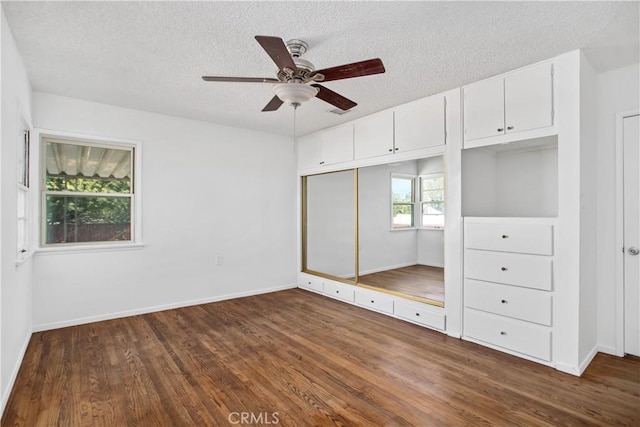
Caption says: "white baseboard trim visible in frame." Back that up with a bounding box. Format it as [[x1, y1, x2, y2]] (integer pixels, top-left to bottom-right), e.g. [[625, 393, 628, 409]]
[[553, 362, 581, 376], [32, 283, 297, 332], [359, 261, 418, 276], [578, 346, 600, 375], [1, 330, 32, 417], [597, 344, 621, 357]]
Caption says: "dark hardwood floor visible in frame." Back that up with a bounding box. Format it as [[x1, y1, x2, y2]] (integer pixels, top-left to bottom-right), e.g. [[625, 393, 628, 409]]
[[358, 264, 444, 302], [2, 289, 638, 426]]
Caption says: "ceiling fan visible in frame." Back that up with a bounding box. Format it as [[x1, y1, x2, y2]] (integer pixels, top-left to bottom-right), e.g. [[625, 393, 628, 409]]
[[202, 36, 385, 112]]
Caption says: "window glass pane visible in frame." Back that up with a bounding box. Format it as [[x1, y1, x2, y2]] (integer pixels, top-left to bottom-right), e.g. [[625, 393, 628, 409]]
[[45, 141, 132, 193], [392, 204, 414, 228], [45, 176, 131, 193], [392, 177, 413, 203], [422, 202, 445, 228], [423, 189, 444, 202], [45, 195, 131, 244]]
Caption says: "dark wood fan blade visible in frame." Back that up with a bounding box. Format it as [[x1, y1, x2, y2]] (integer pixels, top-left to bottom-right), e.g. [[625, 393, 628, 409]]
[[262, 95, 284, 112], [312, 58, 385, 82], [202, 76, 279, 83], [311, 84, 357, 110], [255, 36, 298, 72]]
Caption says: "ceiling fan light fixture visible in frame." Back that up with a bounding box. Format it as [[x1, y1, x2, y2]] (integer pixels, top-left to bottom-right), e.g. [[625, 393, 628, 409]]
[[273, 83, 318, 108]]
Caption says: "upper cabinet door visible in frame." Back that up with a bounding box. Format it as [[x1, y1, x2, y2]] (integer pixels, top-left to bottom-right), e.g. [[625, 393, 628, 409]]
[[395, 95, 446, 152], [297, 132, 323, 170], [504, 63, 553, 134], [463, 77, 505, 141], [320, 123, 354, 165], [354, 110, 394, 159]]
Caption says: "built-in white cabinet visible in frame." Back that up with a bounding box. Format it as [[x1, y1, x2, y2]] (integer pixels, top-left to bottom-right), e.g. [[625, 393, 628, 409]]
[[463, 62, 553, 146], [297, 273, 445, 331], [353, 95, 446, 161], [353, 110, 394, 159], [297, 123, 353, 168], [463, 217, 555, 363], [395, 95, 446, 153]]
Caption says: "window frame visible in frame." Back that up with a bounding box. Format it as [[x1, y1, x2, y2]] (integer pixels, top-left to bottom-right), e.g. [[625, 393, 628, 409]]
[[17, 126, 31, 262], [390, 173, 417, 230], [419, 172, 445, 230], [37, 130, 143, 251]]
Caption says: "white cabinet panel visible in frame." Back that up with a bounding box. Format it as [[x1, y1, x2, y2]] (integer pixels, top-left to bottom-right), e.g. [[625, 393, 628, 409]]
[[324, 281, 355, 302], [465, 222, 553, 255], [465, 279, 552, 326], [465, 308, 551, 361], [463, 61, 554, 146], [354, 110, 394, 159], [297, 132, 322, 170], [355, 288, 394, 314], [299, 274, 323, 294], [463, 77, 505, 141], [321, 123, 354, 165], [395, 301, 445, 330], [505, 63, 553, 135], [395, 95, 445, 152], [465, 250, 553, 291]]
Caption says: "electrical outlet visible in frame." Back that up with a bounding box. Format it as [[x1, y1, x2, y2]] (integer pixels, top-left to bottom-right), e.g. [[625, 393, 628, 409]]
[[216, 255, 224, 266]]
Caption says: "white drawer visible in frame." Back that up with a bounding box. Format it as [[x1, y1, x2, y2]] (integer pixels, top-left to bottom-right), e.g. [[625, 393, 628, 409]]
[[355, 288, 394, 314], [465, 279, 552, 326], [465, 222, 553, 255], [324, 281, 355, 302], [299, 274, 323, 293], [395, 301, 445, 331], [465, 250, 553, 291], [464, 308, 551, 361]]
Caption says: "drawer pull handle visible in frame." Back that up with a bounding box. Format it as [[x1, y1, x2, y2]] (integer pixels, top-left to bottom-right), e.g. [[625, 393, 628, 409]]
[[501, 267, 508, 271], [336, 290, 340, 294], [500, 331, 507, 335], [308, 281, 311, 285], [371, 300, 375, 303], [415, 313, 420, 317], [501, 299, 507, 304], [497, 128, 504, 132], [388, 148, 393, 152], [507, 126, 514, 130], [501, 234, 509, 239]]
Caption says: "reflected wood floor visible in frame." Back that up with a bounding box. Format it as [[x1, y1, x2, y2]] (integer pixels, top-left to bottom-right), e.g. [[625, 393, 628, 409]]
[[358, 264, 444, 302], [3, 289, 639, 426]]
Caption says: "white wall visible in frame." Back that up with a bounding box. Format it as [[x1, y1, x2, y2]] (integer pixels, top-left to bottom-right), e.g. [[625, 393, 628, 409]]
[[1, 9, 33, 413], [31, 93, 297, 330], [358, 160, 418, 274], [578, 53, 599, 364], [417, 156, 444, 268], [596, 63, 640, 353]]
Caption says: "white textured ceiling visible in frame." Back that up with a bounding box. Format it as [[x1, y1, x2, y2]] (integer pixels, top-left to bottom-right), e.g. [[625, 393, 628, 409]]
[[2, 1, 639, 137]]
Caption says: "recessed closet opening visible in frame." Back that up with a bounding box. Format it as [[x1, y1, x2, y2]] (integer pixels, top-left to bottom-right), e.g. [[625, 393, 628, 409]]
[[302, 155, 446, 307], [461, 135, 559, 217]]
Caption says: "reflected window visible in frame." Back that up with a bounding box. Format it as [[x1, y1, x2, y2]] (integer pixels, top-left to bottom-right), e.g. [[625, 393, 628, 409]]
[[391, 174, 415, 229], [420, 174, 445, 228]]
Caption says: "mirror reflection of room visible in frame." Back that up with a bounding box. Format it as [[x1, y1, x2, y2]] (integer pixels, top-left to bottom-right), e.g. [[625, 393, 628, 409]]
[[358, 156, 445, 305], [305, 170, 356, 281]]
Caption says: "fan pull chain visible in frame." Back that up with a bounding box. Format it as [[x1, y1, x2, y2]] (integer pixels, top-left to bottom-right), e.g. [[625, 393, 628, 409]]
[[293, 104, 297, 157]]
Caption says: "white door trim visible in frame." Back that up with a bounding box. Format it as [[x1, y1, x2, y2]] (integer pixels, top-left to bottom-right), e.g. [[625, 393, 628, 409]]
[[615, 109, 640, 356]]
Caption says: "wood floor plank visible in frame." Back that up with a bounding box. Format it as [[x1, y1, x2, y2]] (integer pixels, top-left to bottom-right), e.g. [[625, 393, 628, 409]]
[[2, 289, 639, 426], [358, 264, 445, 302]]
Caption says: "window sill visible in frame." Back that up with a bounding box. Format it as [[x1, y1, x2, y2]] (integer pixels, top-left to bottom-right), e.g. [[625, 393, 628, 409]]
[[390, 227, 417, 231], [15, 251, 34, 267], [36, 242, 145, 255], [420, 227, 445, 231]]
